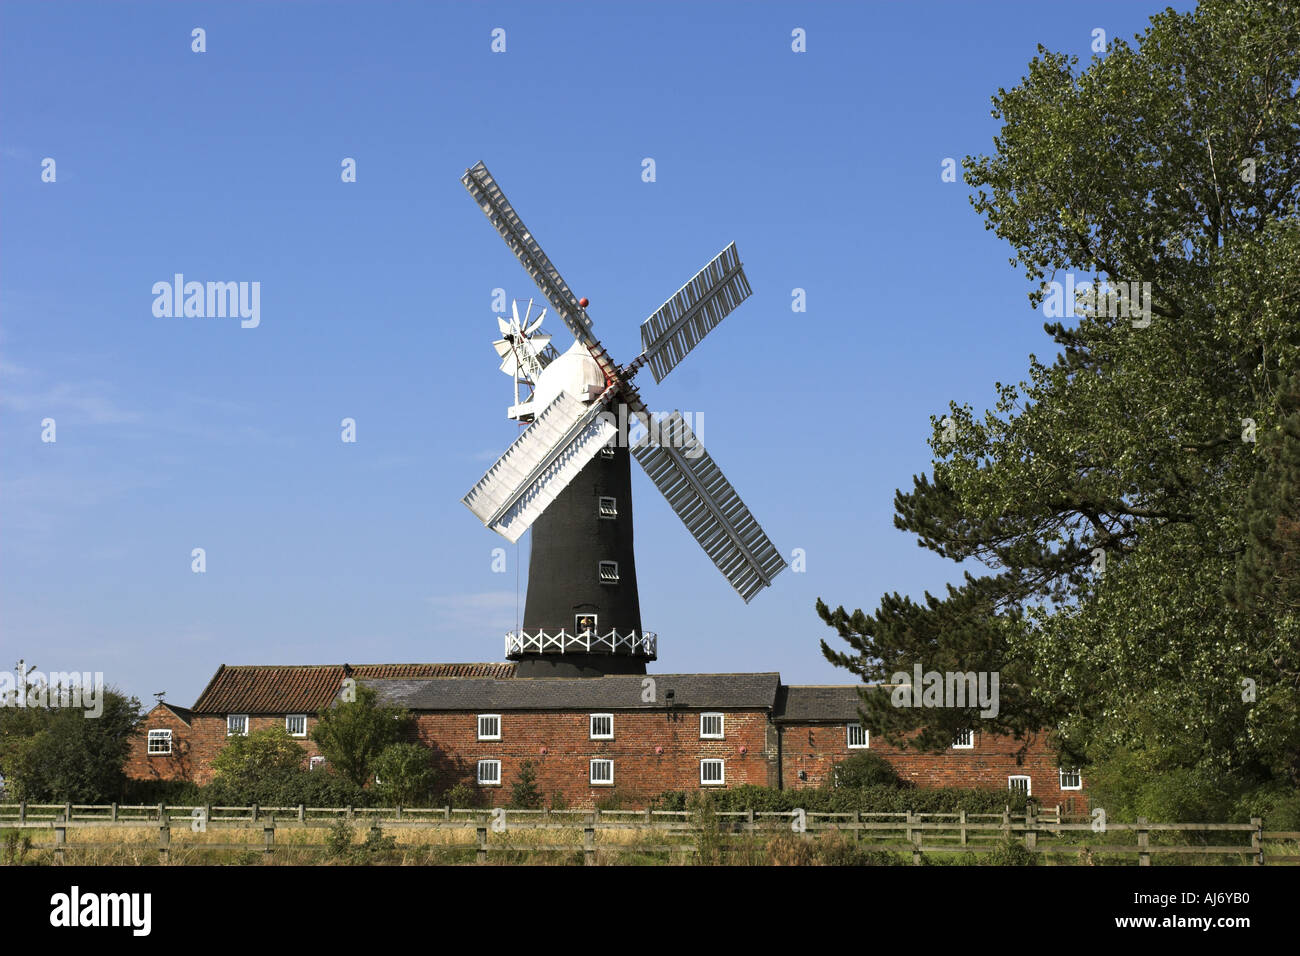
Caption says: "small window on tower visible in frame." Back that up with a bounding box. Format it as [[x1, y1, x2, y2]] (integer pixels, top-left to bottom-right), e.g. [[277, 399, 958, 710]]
[[600, 445, 615, 459], [576, 614, 597, 635], [599, 496, 617, 519], [599, 561, 619, 583]]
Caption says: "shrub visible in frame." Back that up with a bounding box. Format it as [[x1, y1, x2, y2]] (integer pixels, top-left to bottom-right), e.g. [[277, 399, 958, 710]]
[[210, 727, 306, 794], [508, 760, 543, 809], [985, 837, 1039, 866], [825, 751, 906, 790], [373, 743, 437, 806], [441, 781, 479, 809]]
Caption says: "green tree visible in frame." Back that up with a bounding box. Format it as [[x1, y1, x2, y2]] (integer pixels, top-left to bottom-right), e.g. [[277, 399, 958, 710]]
[[310, 684, 409, 788], [818, 0, 1300, 816], [373, 742, 437, 806], [507, 759, 543, 809], [210, 726, 306, 794], [0, 674, 141, 802]]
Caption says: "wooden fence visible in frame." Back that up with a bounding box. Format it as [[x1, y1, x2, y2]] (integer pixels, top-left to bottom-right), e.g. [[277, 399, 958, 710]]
[[2, 803, 1296, 865]]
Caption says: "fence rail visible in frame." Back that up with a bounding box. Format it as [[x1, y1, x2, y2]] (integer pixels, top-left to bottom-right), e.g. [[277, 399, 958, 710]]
[[0, 803, 1290, 865]]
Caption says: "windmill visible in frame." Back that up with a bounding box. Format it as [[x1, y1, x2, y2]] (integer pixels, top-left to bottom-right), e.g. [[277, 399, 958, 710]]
[[461, 161, 786, 676]]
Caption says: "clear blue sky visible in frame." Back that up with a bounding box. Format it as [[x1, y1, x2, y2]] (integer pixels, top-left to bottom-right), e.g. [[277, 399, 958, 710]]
[[0, 1, 1192, 707]]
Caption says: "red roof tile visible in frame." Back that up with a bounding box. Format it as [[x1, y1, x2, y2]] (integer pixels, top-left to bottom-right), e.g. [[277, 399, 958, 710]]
[[348, 663, 517, 679], [192, 665, 346, 714], [190, 662, 516, 714]]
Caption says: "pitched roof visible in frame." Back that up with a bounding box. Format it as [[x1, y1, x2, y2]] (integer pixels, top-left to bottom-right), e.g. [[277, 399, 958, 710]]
[[349, 663, 517, 679], [775, 685, 873, 722], [147, 701, 192, 725], [192, 665, 347, 714], [190, 663, 518, 714], [364, 672, 782, 712]]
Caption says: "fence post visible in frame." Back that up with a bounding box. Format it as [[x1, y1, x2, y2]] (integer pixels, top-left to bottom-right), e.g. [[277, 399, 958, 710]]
[[67, 800, 74, 823], [746, 808, 755, 834], [959, 809, 967, 846], [156, 802, 163, 823], [347, 805, 354, 823], [206, 804, 212, 828], [298, 804, 305, 823], [583, 825, 595, 866], [54, 814, 66, 864], [1251, 817, 1263, 865], [251, 803, 259, 823], [1024, 804, 1038, 852], [1136, 817, 1150, 867], [646, 807, 653, 824], [19, 801, 25, 824], [264, 821, 276, 855], [158, 819, 170, 864], [476, 826, 487, 864], [853, 810, 861, 843], [1002, 805, 1011, 840], [396, 805, 403, 820], [907, 811, 921, 865], [444, 804, 452, 822], [111, 802, 118, 822]]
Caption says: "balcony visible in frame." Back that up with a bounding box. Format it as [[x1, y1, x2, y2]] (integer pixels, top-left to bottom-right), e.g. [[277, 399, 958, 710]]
[[505, 629, 657, 659]]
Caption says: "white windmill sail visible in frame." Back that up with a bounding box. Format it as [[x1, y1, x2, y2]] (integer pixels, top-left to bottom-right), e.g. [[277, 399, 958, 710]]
[[461, 161, 621, 385], [462, 391, 617, 543], [629, 403, 787, 603], [638, 243, 752, 384]]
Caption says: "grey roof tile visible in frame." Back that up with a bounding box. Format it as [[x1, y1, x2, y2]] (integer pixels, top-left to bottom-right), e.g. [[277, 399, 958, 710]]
[[361, 672, 782, 711]]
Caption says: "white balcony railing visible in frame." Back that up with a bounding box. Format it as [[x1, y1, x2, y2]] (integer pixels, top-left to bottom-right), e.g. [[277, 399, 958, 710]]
[[505, 629, 657, 659]]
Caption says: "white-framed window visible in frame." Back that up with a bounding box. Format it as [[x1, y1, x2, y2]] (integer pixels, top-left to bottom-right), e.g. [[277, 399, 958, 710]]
[[590, 759, 614, 785], [598, 496, 617, 519], [847, 723, 869, 749], [700, 759, 725, 786], [226, 714, 248, 737], [147, 729, 172, 754], [599, 445, 615, 459], [951, 729, 974, 749], [598, 560, 619, 583], [309, 756, 325, 771], [590, 713, 613, 740], [1009, 775, 1032, 796], [1059, 768, 1083, 790], [478, 759, 502, 786], [700, 712, 724, 739], [285, 714, 307, 737], [477, 714, 501, 741]]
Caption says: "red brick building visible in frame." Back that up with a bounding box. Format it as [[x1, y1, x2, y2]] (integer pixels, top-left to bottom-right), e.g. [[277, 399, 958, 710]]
[[128, 662, 1086, 809]]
